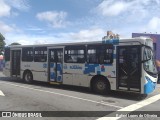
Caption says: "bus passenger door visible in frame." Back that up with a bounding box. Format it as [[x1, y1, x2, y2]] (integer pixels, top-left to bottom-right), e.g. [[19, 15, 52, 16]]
[[11, 50, 21, 77], [48, 48, 63, 83], [117, 46, 141, 91]]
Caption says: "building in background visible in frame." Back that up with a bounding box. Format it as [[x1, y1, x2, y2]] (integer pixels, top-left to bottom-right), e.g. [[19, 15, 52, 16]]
[[132, 33, 160, 72]]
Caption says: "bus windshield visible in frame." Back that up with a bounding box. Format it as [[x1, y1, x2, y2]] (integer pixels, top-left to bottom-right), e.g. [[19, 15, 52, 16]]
[[143, 47, 157, 75]]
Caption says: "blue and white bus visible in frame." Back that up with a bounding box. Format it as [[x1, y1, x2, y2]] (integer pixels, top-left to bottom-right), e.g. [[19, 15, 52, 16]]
[[3, 36, 158, 95]]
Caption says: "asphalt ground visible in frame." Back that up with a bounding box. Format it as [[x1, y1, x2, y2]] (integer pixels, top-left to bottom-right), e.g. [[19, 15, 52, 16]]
[[0, 72, 160, 120]]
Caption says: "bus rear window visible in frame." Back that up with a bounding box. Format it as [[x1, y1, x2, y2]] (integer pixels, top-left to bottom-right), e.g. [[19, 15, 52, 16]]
[[4, 48, 10, 61]]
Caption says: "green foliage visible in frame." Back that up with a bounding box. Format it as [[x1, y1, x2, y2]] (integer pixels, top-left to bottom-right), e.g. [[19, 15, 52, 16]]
[[0, 33, 5, 55], [10, 42, 21, 45]]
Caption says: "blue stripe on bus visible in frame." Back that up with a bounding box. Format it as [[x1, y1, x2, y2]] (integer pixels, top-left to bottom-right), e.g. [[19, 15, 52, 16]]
[[57, 63, 62, 82], [105, 39, 119, 45], [144, 76, 156, 94], [113, 54, 116, 59], [97, 71, 101, 75], [50, 63, 54, 68], [83, 64, 113, 74], [43, 63, 47, 68], [57, 76, 62, 81], [84, 64, 98, 74], [101, 67, 105, 72], [50, 72, 55, 79], [57, 64, 62, 74]]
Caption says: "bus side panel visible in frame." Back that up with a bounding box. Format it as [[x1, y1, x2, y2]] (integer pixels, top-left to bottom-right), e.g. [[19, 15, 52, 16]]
[[72, 74, 91, 87], [63, 63, 90, 87], [3, 61, 11, 77], [21, 62, 48, 82], [63, 63, 117, 89], [63, 74, 73, 85], [108, 78, 117, 90], [84, 63, 117, 90]]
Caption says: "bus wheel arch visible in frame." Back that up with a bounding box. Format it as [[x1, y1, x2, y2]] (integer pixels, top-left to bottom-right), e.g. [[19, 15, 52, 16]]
[[90, 75, 110, 94], [23, 70, 33, 83]]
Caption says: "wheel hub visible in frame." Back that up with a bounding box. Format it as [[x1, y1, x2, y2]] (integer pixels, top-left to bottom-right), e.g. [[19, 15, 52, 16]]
[[97, 82, 105, 90]]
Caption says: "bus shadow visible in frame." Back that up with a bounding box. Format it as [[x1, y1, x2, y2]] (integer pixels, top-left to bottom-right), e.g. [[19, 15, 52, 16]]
[[108, 91, 147, 101], [0, 76, 147, 101]]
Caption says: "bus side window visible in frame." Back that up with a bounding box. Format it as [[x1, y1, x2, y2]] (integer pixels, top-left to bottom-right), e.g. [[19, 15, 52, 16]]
[[64, 45, 85, 63], [99, 55, 104, 64], [67, 55, 73, 62], [34, 47, 47, 62], [77, 57, 85, 63], [87, 44, 113, 64], [50, 50, 55, 62], [87, 49, 97, 63], [22, 47, 33, 62]]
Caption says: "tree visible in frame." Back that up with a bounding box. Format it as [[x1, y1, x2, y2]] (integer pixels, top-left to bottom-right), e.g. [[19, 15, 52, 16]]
[[10, 42, 21, 45], [0, 33, 5, 55]]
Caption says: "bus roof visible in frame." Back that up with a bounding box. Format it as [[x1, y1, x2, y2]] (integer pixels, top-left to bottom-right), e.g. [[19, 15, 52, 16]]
[[6, 37, 151, 48]]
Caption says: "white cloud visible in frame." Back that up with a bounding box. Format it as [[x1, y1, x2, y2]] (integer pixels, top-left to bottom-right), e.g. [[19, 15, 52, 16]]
[[90, 0, 160, 37], [4, 28, 106, 45], [140, 17, 160, 33], [0, 21, 14, 33], [0, 0, 30, 17], [5, 34, 44, 45], [70, 28, 105, 42], [0, 0, 11, 17], [147, 17, 160, 30], [113, 16, 160, 37], [5, 0, 30, 11], [25, 26, 44, 31], [155, 0, 160, 4], [11, 11, 19, 17], [36, 11, 68, 28], [95, 0, 160, 18], [97, 0, 131, 16], [5, 33, 66, 45]]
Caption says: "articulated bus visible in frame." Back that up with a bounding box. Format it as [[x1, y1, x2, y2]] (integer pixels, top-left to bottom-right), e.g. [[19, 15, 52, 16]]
[[3, 36, 158, 95]]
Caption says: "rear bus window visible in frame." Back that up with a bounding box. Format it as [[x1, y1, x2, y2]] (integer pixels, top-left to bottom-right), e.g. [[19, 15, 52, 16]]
[[4, 48, 10, 61]]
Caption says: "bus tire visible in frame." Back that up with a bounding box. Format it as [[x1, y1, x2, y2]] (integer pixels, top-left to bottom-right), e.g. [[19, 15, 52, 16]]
[[23, 71, 33, 83], [92, 77, 110, 94]]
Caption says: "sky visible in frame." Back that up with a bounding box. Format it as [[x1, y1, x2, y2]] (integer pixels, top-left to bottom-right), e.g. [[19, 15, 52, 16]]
[[0, 0, 160, 45]]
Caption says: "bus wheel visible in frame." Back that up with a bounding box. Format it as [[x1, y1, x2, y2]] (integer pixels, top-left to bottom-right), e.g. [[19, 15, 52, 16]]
[[23, 71, 33, 83], [93, 77, 110, 94]]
